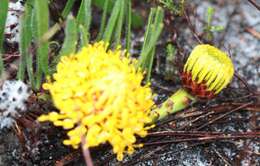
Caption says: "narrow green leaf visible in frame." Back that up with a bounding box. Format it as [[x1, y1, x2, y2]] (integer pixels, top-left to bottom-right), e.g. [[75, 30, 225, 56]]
[[35, 0, 49, 74], [138, 8, 155, 66], [93, 0, 143, 28], [0, 0, 8, 75], [130, 11, 143, 29], [142, 8, 164, 57], [77, 0, 91, 30], [93, 0, 114, 12], [58, 15, 77, 57], [76, 0, 91, 47], [97, 0, 109, 40], [141, 8, 164, 62], [34, 0, 49, 89], [21, 1, 34, 87], [62, 0, 76, 19], [138, 7, 164, 81], [125, 0, 132, 52], [50, 15, 77, 74], [38, 0, 76, 45], [26, 54, 34, 89], [114, 0, 125, 46], [210, 25, 224, 32], [165, 43, 176, 80], [142, 24, 164, 64], [102, 0, 121, 43], [79, 25, 89, 48], [146, 47, 155, 82], [17, 0, 33, 81], [207, 7, 214, 25]]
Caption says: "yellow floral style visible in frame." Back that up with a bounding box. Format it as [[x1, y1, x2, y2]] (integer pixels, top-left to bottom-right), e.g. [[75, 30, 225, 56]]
[[38, 41, 154, 161]]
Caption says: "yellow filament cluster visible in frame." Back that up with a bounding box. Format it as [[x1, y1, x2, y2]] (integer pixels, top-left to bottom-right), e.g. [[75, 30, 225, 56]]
[[38, 41, 154, 160], [184, 44, 234, 94]]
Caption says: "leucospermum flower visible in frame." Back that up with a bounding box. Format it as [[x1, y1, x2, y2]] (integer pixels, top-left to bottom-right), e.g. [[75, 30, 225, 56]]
[[182, 44, 234, 99], [151, 44, 234, 121], [38, 42, 154, 160]]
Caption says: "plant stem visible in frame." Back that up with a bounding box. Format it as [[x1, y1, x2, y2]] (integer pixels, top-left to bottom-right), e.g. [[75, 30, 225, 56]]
[[81, 136, 94, 166], [150, 88, 196, 122]]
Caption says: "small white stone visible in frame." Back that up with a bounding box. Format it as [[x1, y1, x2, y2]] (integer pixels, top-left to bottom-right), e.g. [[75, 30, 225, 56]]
[[0, 80, 31, 130]]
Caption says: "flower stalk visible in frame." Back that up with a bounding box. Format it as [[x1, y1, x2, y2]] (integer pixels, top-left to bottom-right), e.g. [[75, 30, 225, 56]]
[[81, 136, 94, 166], [150, 88, 196, 121]]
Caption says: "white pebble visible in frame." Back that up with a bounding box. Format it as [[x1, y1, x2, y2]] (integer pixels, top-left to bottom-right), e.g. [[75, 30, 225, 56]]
[[0, 80, 31, 130]]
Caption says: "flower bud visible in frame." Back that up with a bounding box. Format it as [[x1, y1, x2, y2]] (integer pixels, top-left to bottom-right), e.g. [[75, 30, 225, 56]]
[[182, 45, 234, 99]]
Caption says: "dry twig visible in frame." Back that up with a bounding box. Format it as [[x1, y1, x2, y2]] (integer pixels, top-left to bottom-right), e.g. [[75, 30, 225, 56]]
[[247, 0, 260, 11]]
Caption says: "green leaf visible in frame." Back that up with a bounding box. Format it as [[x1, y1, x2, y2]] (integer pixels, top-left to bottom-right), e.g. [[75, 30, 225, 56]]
[[93, 0, 143, 28], [114, 0, 125, 46], [138, 7, 164, 81], [102, 0, 121, 43], [62, 0, 76, 19], [125, 0, 132, 52], [34, 0, 49, 89], [17, 0, 34, 83], [207, 7, 214, 25], [130, 10, 143, 28], [76, 0, 91, 47], [77, 0, 91, 29], [58, 15, 77, 57], [97, 0, 135, 46], [97, 0, 109, 40], [79, 25, 89, 48], [210, 25, 224, 32], [93, 0, 114, 12], [0, 0, 8, 74], [164, 43, 176, 80], [26, 54, 34, 89]]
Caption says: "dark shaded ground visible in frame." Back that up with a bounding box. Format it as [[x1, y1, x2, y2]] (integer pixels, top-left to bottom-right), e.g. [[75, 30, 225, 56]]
[[0, 0, 259, 166]]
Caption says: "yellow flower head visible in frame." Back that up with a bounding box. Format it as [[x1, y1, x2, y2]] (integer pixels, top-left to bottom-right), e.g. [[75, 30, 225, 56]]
[[182, 44, 234, 98], [38, 41, 154, 160]]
